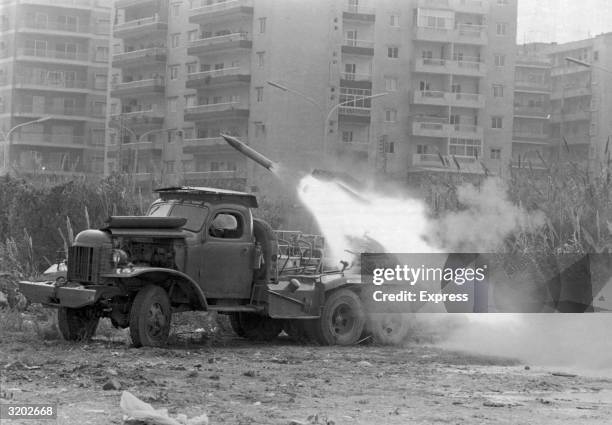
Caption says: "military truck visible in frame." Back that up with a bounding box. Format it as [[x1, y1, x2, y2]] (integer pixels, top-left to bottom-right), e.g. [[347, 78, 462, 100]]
[[19, 187, 372, 347]]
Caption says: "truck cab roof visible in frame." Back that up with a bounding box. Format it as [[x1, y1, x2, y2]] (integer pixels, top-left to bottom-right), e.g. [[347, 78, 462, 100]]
[[154, 186, 258, 208]]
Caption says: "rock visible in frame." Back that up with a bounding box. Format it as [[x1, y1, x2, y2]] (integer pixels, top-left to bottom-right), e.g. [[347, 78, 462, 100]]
[[357, 361, 372, 367], [524, 365, 530, 370], [102, 378, 121, 390], [0, 291, 8, 307]]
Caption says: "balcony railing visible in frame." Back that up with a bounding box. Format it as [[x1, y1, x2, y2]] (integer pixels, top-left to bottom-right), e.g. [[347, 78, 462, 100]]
[[114, 16, 167, 32], [188, 32, 251, 49], [12, 134, 86, 146], [15, 75, 89, 89], [112, 47, 167, 63], [414, 90, 484, 107], [187, 67, 243, 80], [340, 72, 372, 82], [515, 79, 551, 91], [513, 106, 549, 117], [342, 38, 375, 49], [17, 104, 92, 117], [338, 140, 369, 151], [20, 0, 93, 6], [338, 106, 371, 116], [412, 119, 483, 138], [415, 57, 486, 76], [111, 106, 165, 119], [21, 20, 91, 34], [111, 77, 165, 91], [344, 4, 375, 15], [418, 0, 450, 7], [17, 48, 90, 62], [513, 131, 549, 140], [183, 137, 227, 147], [185, 101, 243, 114], [190, 0, 253, 14]]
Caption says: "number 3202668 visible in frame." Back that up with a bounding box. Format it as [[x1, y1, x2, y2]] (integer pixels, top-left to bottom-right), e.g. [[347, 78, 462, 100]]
[[0, 404, 57, 420]]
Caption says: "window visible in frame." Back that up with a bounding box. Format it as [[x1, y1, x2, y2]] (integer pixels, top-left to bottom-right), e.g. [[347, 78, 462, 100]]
[[259, 17, 266, 33], [417, 144, 429, 154], [492, 84, 504, 97], [58, 15, 78, 31], [187, 29, 198, 42], [450, 138, 481, 157], [165, 161, 175, 173], [494, 54, 506, 67], [209, 212, 243, 239], [255, 86, 264, 102], [168, 97, 178, 113], [389, 14, 400, 27], [172, 3, 180, 16], [257, 51, 265, 67], [171, 33, 180, 48], [186, 62, 197, 74], [385, 109, 397, 122], [496, 22, 507, 35], [169, 65, 179, 80], [342, 131, 353, 142], [184, 94, 196, 107], [491, 148, 501, 159], [594, 51, 599, 61], [92, 129, 105, 146], [491, 116, 503, 129], [387, 46, 399, 58], [385, 142, 395, 154], [384, 77, 398, 91], [497, 0, 509, 4], [94, 74, 107, 90]]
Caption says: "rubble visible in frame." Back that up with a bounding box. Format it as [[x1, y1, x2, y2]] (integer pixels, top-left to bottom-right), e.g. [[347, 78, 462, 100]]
[[120, 391, 208, 425]]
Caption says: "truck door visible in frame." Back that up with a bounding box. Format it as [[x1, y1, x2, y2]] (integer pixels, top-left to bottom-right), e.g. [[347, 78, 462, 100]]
[[200, 210, 254, 299]]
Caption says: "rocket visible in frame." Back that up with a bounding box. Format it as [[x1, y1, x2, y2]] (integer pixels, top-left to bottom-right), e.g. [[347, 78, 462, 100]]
[[221, 134, 277, 171]]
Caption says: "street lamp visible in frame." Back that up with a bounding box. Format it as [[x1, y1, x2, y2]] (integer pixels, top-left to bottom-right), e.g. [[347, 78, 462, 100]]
[[0, 117, 51, 171], [267, 80, 388, 155]]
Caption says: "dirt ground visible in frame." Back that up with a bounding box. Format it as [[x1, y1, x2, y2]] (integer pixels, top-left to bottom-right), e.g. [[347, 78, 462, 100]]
[[1, 314, 612, 425]]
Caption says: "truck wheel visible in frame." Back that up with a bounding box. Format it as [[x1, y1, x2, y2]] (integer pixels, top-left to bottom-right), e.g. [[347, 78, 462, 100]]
[[367, 313, 412, 345], [228, 312, 246, 337], [253, 219, 278, 282], [57, 307, 100, 341], [315, 288, 365, 346], [130, 285, 171, 347], [238, 313, 282, 341]]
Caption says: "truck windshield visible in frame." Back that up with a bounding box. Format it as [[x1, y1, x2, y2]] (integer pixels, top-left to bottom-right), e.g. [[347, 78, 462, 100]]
[[148, 202, 208, 232]]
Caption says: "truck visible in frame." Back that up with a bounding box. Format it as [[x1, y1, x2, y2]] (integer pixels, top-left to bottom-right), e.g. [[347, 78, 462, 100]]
[[18, 186, 378, 347]]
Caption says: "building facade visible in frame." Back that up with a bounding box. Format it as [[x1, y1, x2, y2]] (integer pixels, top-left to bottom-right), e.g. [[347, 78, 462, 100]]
[[0, 0, 112, 178], [108, 0, 518, 194]]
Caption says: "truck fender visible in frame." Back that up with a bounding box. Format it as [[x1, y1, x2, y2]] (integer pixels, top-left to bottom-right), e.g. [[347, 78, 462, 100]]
[[321, 274, 362, 294], [107, 268, 208, 310]]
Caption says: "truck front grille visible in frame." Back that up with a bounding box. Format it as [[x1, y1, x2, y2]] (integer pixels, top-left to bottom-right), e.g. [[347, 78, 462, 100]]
[[67, 246, 99, 284]]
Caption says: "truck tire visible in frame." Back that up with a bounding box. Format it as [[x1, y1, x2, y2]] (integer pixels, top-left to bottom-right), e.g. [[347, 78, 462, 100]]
[[367, 313, 412, 345], [238, 312, 282, 341], [228, 312, 246, 337], [130, 285, 172, 347], [313, 288, 365, 346], [57, 307, 99, 341]]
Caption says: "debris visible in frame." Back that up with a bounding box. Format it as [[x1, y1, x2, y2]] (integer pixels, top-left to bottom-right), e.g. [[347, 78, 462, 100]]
[[356, 361, 372, 367], [243, 370, 256, 377], [524, 366, 530, 370], [103, 378, 122, 391], [120, 391, 208, 425], [551, 372, 577, 378], [0, 291, 8, 307], [4, 361, 40, 371], [288, 421, 306, 425], [483, 401, 507, 407], [186, 370, 198, 378]]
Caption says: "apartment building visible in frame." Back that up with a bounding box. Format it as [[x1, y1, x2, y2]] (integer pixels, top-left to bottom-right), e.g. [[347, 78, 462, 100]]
[[512, 42, 552, 169], [109, 0, 518, 193], [0, 0, 112, 178], [548, 33, 612, 166]]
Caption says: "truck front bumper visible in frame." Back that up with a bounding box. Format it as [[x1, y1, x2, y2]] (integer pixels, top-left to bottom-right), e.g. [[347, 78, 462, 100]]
[[18, 281, 108, 308]]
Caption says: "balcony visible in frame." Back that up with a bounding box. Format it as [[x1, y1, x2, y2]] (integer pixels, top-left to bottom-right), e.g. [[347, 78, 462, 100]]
[[342, 4, 375, 22], [512, 132, 550, 143], [341, 39, 375, 56], [340, 72, 372, 89], [187, 33, 252, 56], [19, 20, 92, 37], [111, 108, 165, 125], [551, 110, 591, 122], [417, 0, 450, 8], [112, 47, 167, 67], [14, 75, 91, 93], [189, 0, 253, 24], [550, 65, 591, 77], [412, 90, 484, 108], [15, 105, 103, 121], [411, 118, 483, 139], [412, 153, 484, 173], [335, 140, 369, 153], [338, 106, 371, 124], [515, 80, 551, 93], [414, 57, 486, 77], [455, 24, 487, 45], [115, 0, 157, 7], [184, 102, 249, 122], [452, 0, 489, 14], [18, 0, 94, 9], [513, 106, 549, 118], [182, 137, 235, 154], [111, 77, 165, 97], [550, 86, 591, 99], [186, 67, 250, 89], [16, 48, 90, 64], [11, 134, 87, 149], [113, 16, 167, 38]]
